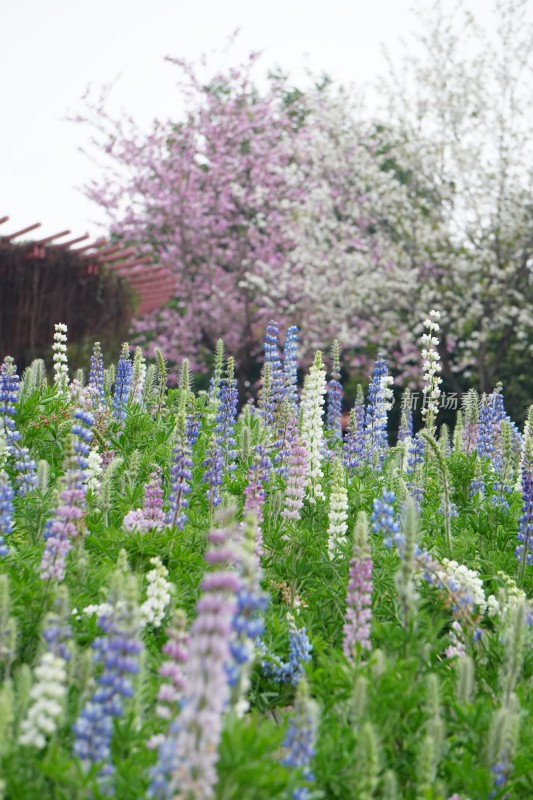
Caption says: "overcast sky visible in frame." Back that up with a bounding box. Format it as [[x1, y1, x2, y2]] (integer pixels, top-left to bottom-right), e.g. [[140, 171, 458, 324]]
[[1, 0, 498, 241]]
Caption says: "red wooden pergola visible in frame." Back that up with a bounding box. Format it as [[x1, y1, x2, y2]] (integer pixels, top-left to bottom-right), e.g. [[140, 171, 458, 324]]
[[0, 215, 175, 315]]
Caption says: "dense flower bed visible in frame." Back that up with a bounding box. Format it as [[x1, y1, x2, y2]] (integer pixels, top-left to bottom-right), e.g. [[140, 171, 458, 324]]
[[0, 318, 531, 800]]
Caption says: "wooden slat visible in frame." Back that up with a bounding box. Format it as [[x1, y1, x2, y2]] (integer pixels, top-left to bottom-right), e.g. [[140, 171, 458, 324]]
[[53, 233, 91, 249], [34, 230, 71, 245]]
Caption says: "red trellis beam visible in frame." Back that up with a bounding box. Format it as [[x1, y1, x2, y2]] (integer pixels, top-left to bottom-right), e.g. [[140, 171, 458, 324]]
[[2, 222, 41, 240], [0, 216, 9, 226], [34, 230, 71, 245], [54, 234, 92, 249]]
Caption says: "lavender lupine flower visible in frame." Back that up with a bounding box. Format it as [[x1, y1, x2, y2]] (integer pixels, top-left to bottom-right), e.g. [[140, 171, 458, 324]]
[[327, 459, 349, 558], [461, 389, 479, 455], [88, 341, 106, 411], [71, 408, 95, 475], [282, 430, 308, 522], [73, 570, 142, 788], [112, 343, 132, 421], [40, 437, 86, 582], [363, 354, 393, 470], [398, 389, 414, 443], [243, 451, 266, 559], [261, 613, 312, 686], [281, 677, 319, 800], [343, 386, 365, 470], [300, 351, 326, 504], [516, 438, 533, 581], [123, 468, 165, 533], [52, 323, 69, 396], [227, 514, 268, 717], [371, 490, 401, 549], [264, 319, 285, 411], [167, 413, 193, 530], [216, 357, 238, 473], [258, 361, 275, 429], [158, 514, 242, 800], [326, 340, 343, 441], [19, 587, 72, 749], [343, 512, 373, 661], [0, 470, 14, 557], [154, 609, 189, 721], [283, 325, 299, 409]]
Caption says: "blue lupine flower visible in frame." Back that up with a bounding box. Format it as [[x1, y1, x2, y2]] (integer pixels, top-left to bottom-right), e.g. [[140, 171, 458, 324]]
[[216, 357, 239, 472], [516, 442, 533, 577], [88, 342, 106, 410], [282, 677, 318, 800], [264, 319, 285, 409], [0, 470, 14, 557], [261, 614, 312, 686], [363, 355, 393, 469], [73, 574, 141, 790], [283, 325, 299, 408], [371, 490, 402, 549], [112, 344, 132, 421], [166, 413, 193, 529], [71, 408, 95, 474], [343, 388, 365, 470], [0, 356, 20, 446]]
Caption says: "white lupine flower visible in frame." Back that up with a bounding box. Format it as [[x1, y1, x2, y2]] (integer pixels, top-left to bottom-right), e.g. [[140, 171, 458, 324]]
[[140, 557, 172, 628], [420, 311, 442, 431], [441, 559, 487, 612], [86, 449, 103, 494], [52, 323, 69, 396], [300, 352, 327, 504], [327, 461, 349, 559], [19, 652, 68, 749]]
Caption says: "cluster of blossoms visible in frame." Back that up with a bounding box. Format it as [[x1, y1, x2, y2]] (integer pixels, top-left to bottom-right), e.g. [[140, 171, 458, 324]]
[[371, 491, 402, 549], [112, 343, 133, 422], [0, 470, 14, 557], [363, 355, 394, 469]]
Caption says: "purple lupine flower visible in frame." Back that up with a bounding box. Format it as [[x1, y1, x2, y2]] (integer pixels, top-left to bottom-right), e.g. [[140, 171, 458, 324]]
[[88, 341, 106, 411], [371, 490, 401, 549], [167, 413, 193, 530], [112, 343, 132, 422], [0, 470, 14, 557], [264, 319, 285, 411], [516, 439, 533, 580], [215, 357, 238, 472], [73, 572, 142, 789], [283, 325, 299, 409], [154, 609, 189, 722], [282, 430, 308, 522], [326, 340, 343, 441], [260, 613, 312, 686], [40, 437, 86, 582], [363, 355, 393, 469], [343, 387, 365, 470], [143, 468, 165, 527], [155, 516, 242, 800], [281, 677, 318, 800], [202, 432, 224, 518], [343, 513, 373, 661]]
